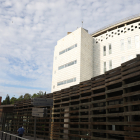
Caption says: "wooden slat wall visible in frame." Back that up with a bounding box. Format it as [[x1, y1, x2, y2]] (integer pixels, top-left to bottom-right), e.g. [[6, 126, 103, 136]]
[[52, 55, 140, 140]]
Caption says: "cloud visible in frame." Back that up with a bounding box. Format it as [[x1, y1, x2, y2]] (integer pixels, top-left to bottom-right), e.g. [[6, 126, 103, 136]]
[[0, 0, 140, 101]]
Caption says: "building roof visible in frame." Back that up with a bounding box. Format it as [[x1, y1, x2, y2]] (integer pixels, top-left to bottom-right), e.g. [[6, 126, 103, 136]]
[[91, 14, 140, 37]]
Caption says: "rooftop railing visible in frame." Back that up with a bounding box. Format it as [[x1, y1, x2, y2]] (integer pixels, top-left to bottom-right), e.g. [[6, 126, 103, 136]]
[[0, 131, 29, 140], [91, 13, 140, 35]]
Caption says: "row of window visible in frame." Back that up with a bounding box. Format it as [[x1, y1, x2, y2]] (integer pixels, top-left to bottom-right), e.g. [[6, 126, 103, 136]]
[[120, 36, 140, 51], [103, 44, 112, 56], [58, 60, 77, 70], [103, 36, 140, 56], [104, 55, 135, 73], [59, 44, 77, 55], [104, 60, 112, 73], [57, 77, 76, 86]]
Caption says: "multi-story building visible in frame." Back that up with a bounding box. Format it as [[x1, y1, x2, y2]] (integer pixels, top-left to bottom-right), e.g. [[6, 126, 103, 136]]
[[52, 28, 94, 92], [52, 15, 140, 92]]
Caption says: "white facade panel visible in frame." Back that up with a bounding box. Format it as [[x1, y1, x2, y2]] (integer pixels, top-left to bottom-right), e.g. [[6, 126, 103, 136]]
[[93, 21, 140, 76]]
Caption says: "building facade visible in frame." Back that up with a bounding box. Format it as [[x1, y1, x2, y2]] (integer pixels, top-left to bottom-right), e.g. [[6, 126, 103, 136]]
[[52, 28, 94, 92], [92, 16, 140, 77], [52, 16, 140, 92]]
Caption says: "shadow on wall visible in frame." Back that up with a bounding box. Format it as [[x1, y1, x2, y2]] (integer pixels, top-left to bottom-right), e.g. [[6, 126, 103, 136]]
[[93, 39, 101, 77]]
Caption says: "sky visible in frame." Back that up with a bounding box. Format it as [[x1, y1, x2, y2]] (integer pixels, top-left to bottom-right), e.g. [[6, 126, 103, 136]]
[[0, 0, 140, 101]]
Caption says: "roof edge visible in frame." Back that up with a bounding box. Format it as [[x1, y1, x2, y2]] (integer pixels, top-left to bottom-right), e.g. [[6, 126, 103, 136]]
[[91, 13, 140, 37]]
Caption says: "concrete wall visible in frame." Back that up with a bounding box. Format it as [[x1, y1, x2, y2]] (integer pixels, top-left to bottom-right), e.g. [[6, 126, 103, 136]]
[[80, 28, 94, 81], [51, 28, 95, 92]]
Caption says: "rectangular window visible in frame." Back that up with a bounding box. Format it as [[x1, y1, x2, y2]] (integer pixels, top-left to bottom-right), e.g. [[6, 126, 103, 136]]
[[120, 39, 124, 51], [104, 62, 106, 73], [109, 60, 112, 70], [57, 77, 76, 86], [109, 44, 112, 54], [135, 35, 139, 48], [59, 44, 77, 55], [127, 37, 131, 49], [58, 60, 77, 70], [103, 46, 106, 56]]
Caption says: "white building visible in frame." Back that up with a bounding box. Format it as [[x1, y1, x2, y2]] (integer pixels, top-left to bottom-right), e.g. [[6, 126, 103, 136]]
[[51, 28, 94, 92], [52, 16, 140, 92]]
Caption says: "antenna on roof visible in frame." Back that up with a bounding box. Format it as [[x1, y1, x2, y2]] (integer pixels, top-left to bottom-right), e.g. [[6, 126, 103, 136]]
[[82, 21, 83, 28]]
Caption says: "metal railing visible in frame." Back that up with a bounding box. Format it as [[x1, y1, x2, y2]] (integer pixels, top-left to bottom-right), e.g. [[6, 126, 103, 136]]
[[91, 13, 140, 35], [0, 131, 29, 140]]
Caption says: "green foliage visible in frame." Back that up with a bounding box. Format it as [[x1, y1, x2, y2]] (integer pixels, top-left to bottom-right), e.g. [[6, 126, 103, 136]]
[[2, 94, 11, 105], [1, 91, 47, 105], [32, 93, 38, 98], [10, 97, 17, 104], [24, 93, 31, 99], [18, 95, 24, 101]]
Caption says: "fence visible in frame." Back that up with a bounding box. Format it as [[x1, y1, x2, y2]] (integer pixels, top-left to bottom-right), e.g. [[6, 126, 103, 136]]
[[0, 131, 29, 140]]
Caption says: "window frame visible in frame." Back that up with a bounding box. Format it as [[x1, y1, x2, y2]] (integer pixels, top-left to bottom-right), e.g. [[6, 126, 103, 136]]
[[103, 46, 106, 56]]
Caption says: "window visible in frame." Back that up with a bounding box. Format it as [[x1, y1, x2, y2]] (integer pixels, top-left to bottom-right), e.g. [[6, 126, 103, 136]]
[[109, 44, 112, 54], [57, 77, 76, 86], [121, 56, 125, 63], [54, 71, 56, 74], [120, 39, 124, 51], [103, 46, 106, 56], [135, 35, 140, 48], [127, 37, 131, 49], [104, 62, 106, 73], [109, 60, 112, 70], [58, 60, 77, 70], [59, 44, 77, 55], [53, 85, 55, 89]]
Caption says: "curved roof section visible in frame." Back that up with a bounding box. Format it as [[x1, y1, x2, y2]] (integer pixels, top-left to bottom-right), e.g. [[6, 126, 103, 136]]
[[91, 14, 140, 37]]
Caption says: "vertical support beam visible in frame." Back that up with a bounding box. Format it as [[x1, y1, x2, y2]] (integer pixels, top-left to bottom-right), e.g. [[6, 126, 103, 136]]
[[105, 86, 109, 139], [34, 116, 36, 140], [1, 131, 3, 139], [5, 133, 7, 140]]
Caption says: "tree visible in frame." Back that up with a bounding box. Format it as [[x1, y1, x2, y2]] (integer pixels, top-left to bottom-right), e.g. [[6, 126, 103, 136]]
[[39, 91, 43, 95], [32, 93, 38, 98], [10, 97, 17, 104], [18, 95, 24, 101], [2, 94, 11, 105], [24, 93, 31, 99]]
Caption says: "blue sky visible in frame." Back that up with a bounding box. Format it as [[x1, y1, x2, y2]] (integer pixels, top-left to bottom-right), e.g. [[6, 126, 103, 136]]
[[0, 0, 140, 101]]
